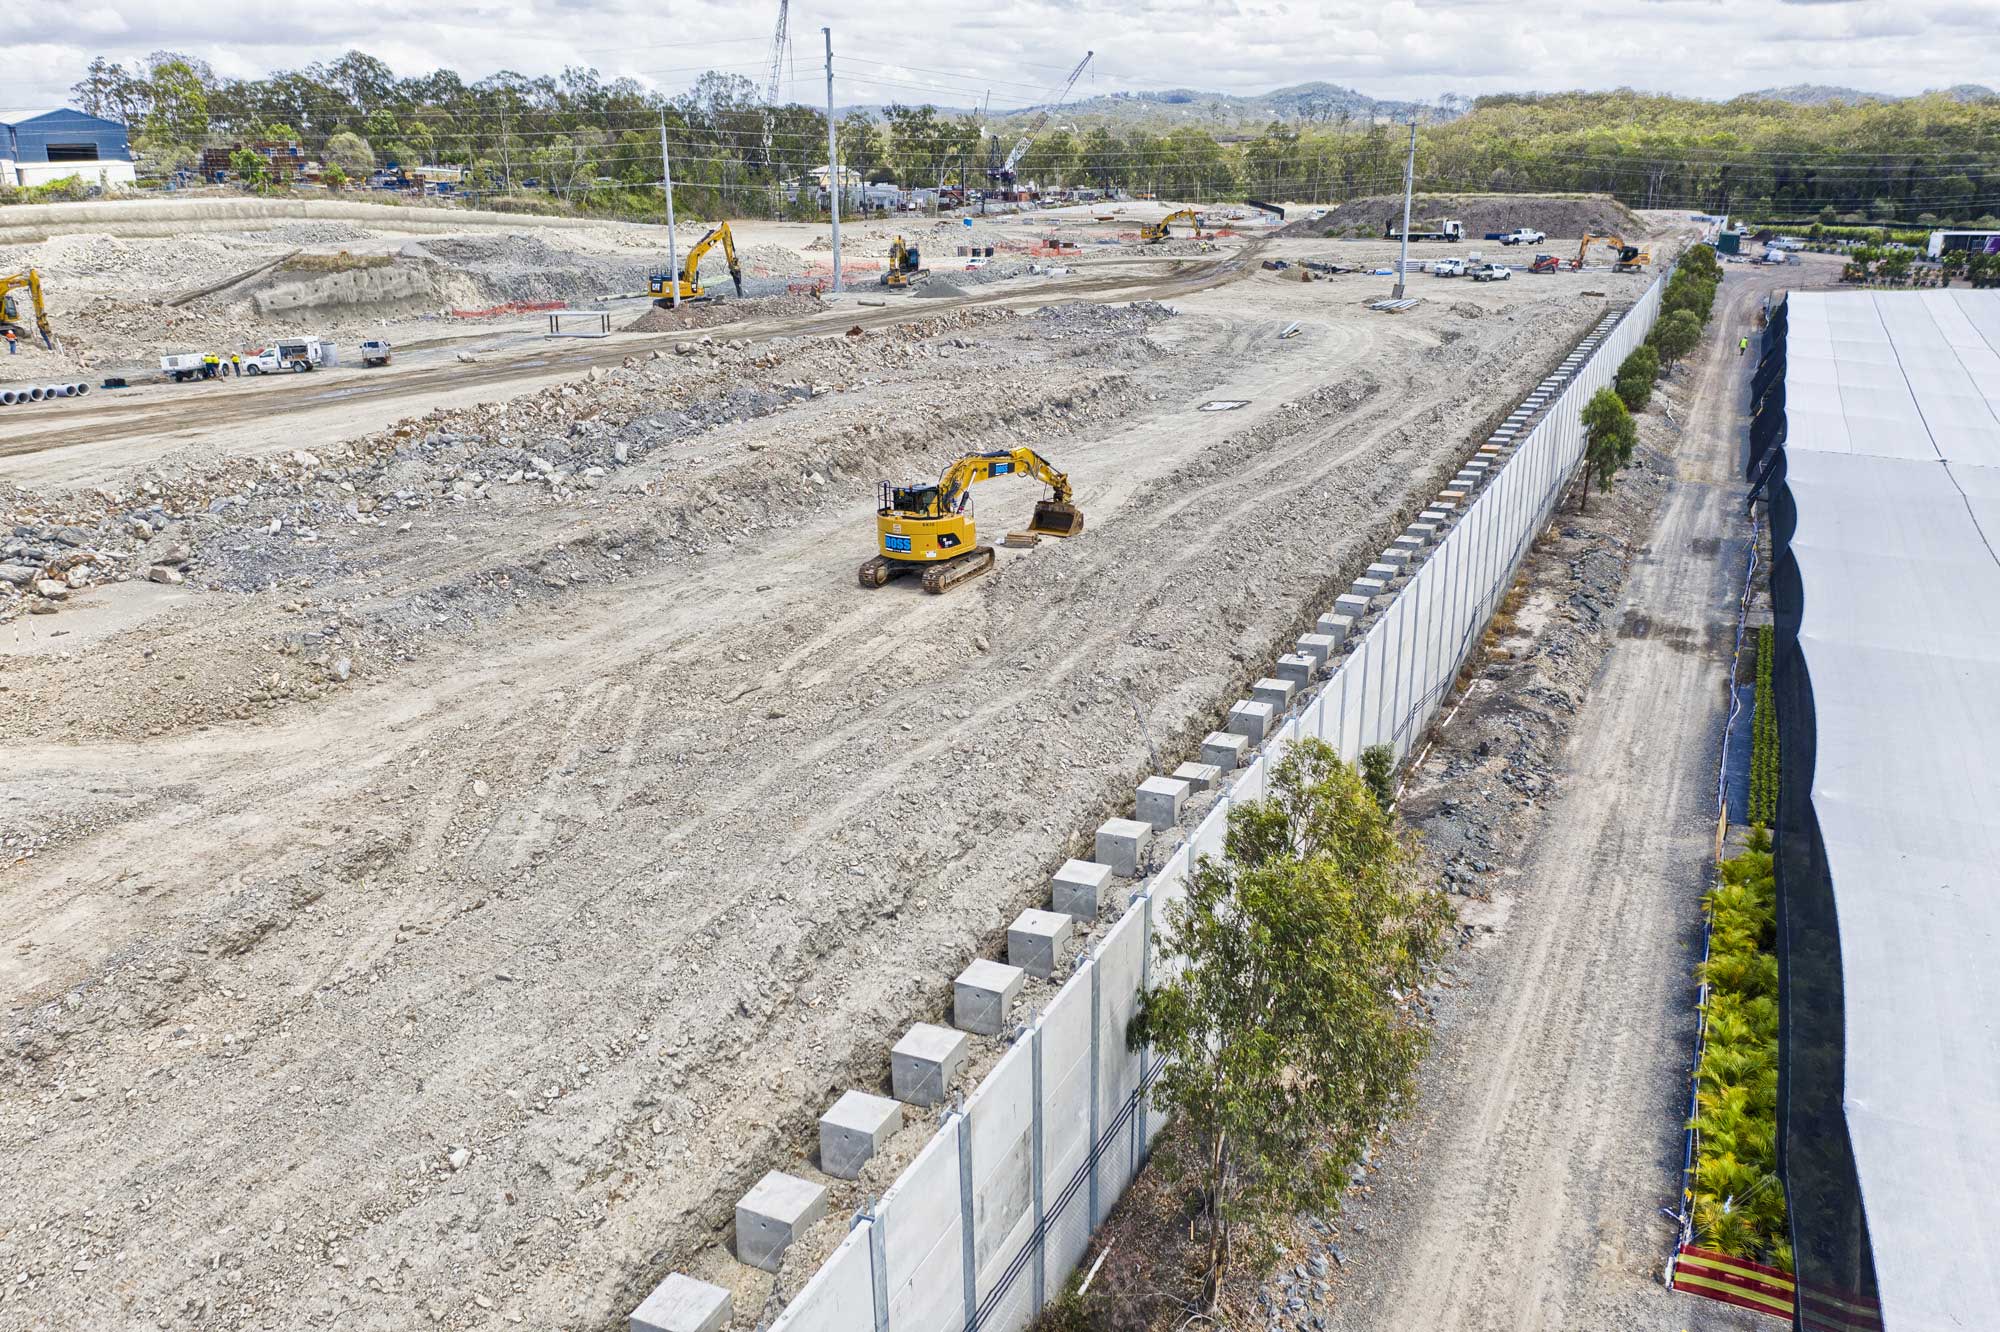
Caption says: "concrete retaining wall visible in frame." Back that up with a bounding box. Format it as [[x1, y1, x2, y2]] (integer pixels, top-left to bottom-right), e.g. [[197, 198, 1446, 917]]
[[742, 275, 1666, 1332], [0, 196, 655, 245]]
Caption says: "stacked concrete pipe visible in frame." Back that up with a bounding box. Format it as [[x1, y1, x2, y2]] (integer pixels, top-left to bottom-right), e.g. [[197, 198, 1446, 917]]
[[0, 382, 89, 404]]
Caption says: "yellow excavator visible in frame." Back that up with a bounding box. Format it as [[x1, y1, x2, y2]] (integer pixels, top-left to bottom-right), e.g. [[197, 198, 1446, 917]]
[[1140, 208, 1203, 243], [649, 222, 744, 304], [883, 236, 930, 290], [1571, 233, 1650, 272], [0, 269, 56, 349], [859, 447, 1084, 594]]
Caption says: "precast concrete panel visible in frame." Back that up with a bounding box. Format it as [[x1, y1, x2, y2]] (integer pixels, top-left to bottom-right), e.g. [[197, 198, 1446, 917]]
[[1036, 967, 1095, 1286], [1092, 911, 1147, 1209], [770, 1222, 879, 1332], [1187, 801, 1229, 870], [881, 1123, 965, 1332], [966, 1043, 1036, 1326], [1231, 753, 1267, 804]]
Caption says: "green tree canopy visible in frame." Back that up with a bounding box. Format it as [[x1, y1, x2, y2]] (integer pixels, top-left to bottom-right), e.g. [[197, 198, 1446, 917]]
[[1131, 739, 1449, 1309]]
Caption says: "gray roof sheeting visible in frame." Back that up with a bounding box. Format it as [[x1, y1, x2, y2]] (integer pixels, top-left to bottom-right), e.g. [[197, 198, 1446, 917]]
[[1784, 291, 2000, 1329]]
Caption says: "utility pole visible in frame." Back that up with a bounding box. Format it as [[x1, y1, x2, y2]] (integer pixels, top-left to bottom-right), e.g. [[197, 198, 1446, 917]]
[[1393, 116, 1417, 299], [660, 111, 680, 308], [824, 26, 841, 293], [501, 106, 511, 193]]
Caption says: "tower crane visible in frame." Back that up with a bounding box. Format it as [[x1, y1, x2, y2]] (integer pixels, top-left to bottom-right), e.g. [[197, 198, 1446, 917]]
[[760, 0, 790, 167], [986, 50, 1092, 198]]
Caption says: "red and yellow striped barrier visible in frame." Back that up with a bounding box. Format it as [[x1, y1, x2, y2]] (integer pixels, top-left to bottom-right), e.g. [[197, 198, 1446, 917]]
[[1670, 1245, 1795, 1320]]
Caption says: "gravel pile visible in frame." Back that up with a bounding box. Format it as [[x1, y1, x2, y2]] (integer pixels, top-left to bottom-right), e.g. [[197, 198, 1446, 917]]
[[414, 233, 652, 303]]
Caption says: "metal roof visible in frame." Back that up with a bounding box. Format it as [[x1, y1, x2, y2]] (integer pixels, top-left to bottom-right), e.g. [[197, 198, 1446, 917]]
[[1782, 291, 2000, 1330]]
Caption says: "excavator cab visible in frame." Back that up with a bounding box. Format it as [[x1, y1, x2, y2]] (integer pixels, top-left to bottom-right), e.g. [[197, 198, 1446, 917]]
[[884, 236, 930, 289]]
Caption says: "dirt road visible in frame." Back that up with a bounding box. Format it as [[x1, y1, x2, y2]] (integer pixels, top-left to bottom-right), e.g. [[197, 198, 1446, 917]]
[[0, 250, 1249, 490], [0, 249, 1656, 1331], [1319, 263, 1811, 1330]]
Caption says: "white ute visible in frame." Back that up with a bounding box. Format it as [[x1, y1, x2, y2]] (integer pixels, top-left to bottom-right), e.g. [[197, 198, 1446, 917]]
[[1499, 228, 1546, 246], [1470, 262, 1513, 282], [1432, 257, 1466, 277], [244, 337, 331, 375]]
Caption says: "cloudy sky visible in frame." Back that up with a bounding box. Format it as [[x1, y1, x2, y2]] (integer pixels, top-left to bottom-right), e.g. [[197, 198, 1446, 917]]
[[12, 0, 1997, 114]]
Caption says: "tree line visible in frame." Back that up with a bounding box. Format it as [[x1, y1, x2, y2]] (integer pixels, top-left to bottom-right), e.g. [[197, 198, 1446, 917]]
[[68, 52, 2000, 225]]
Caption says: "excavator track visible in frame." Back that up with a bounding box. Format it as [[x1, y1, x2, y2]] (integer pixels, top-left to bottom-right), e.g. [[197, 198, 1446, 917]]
[[920, 547, 995, 595], [857, 555, 906, 588]]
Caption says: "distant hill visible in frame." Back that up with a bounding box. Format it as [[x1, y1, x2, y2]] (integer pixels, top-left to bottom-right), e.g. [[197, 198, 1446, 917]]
[[1747, 82, 1995, 105]]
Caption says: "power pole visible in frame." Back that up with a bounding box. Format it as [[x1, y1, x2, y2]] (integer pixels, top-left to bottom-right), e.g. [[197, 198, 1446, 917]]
[[501, 106, 512, 193], [824, 26, 841, 293], [1393, 117, 1417, 299], [660, 111, 680, 308]]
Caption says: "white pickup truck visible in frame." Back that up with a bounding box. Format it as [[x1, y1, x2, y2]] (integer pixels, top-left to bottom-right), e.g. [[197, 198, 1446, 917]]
[[1432, 257, 1467, 277], [1498, 228, 1546, 246], [243, 337, 332, 375], [1470, 262, 1513, 282]]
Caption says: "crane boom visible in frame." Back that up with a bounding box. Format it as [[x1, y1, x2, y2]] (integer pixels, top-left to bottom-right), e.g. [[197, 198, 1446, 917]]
[[761, 0, 789, 163], [999, 51, 1093, 177]]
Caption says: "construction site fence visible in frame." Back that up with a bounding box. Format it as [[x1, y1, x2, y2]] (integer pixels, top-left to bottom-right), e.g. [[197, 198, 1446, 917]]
[[765, 275, 1664, 1332]]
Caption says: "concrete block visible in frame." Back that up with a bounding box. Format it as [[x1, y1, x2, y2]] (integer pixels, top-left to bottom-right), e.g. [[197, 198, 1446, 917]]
[[1333, 593, 1372, 622], [1007, 908, 1074, 979], [1418, 507, 1450, 525], [1173, 760, 1222, 793], [1428, 499, 1459, 515], [1276, 648, 1318, 682], [1296, 631, 1337, 666], [1228, 698, 1275, 743], [1095, 817, 1152, 875], [1465, 457, 1491, 472], [1352, 576, 1390, 600], [1052, 858, 1114, 919], [1405, 522, 1439, 546], [1135, 775, 1191, 830], [633, 1273, 733, 1332], [954, 958, 1026, 1035], [1438, 490, 1466, 505], [892, 1023, 970, 1105], [1391, 534, 1423, 554], [1376, 549, 1412, 570], [1201, 729, 1249, 770], [1317, 610, 1357, 643], [1251, 676, 1297, 712], [736, 1171, 827, 1272], [819, 1090, 903, 1180]]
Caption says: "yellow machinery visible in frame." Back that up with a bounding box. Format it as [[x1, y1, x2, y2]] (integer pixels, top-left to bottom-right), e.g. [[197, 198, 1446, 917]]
[[883, 236, 930, 289], [1571, 233, 1650, 272], [649, 222, 744, 304], [859, 447, 1084, 594], [1140, 209, 1202, 243], [0, 269, 55, 349]]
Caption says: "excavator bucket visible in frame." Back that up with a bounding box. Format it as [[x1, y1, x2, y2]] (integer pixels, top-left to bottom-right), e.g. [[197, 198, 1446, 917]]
[[1028, 500, 1084, 538]]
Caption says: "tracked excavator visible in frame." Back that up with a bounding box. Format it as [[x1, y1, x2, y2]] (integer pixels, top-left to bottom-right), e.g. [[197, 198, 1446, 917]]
[[0, 269, 56, 349], [1571, 233, 1650, 272], [649, 222, 744, 304], [1140, 209, 1203, 243], [859, 447, 1084, 594], [883, 236, 930, 289]]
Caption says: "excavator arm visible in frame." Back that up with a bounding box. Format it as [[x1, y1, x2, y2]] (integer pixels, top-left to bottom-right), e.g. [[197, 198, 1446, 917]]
[[1574, 233, 1649, 271], [0, 270, 55, 349], [682, 222, 744, 297], [935, 447, 1082, 535]]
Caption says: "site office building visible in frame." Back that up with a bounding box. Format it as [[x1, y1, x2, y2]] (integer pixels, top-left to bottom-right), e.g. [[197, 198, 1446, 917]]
[[0, 108, 137, 189]]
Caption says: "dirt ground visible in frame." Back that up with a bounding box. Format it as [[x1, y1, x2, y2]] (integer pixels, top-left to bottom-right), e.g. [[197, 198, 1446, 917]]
[[1, 204, 1684, 1332]]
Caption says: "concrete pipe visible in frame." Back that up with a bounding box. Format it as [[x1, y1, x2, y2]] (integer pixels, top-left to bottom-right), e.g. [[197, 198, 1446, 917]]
[[0, 390, 17, 405], [55, 383, 75, 397], [73, 382, 89, 396], [27, 386, 45, 401]]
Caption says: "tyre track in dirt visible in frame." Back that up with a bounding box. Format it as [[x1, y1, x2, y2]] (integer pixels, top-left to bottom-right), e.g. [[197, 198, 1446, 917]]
[[0, 264, 1647, 1332], [1320, 262, 1819, 1332]]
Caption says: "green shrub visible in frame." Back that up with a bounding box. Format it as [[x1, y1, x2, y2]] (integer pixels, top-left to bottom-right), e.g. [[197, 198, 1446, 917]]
[[1748, 626, 1778, 825], [1359, 743, 1395, 811], [1615, 345, 1660, 413], [1690, 827, 1790, 1271]]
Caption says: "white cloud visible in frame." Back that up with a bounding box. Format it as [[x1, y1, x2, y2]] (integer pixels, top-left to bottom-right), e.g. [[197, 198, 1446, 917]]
[[6, 0, 1995, 112]]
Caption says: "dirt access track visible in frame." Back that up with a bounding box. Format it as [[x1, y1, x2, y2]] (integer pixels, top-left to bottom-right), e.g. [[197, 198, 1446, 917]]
[[0, 229, 1673, 1330]]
